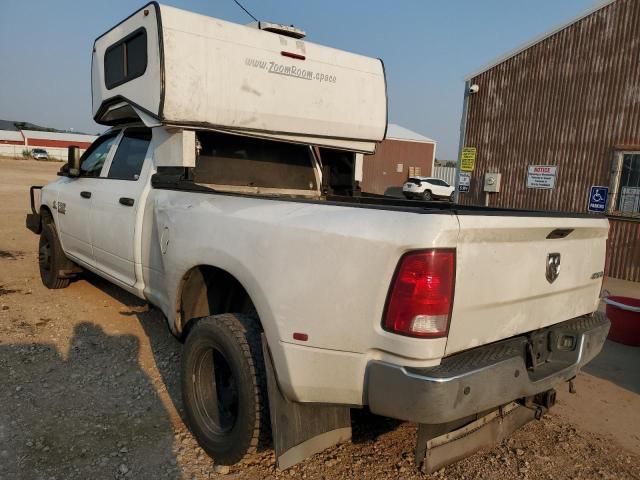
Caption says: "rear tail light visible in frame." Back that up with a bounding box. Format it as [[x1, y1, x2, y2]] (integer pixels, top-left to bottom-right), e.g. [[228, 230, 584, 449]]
[[383, 249, 455, 338]]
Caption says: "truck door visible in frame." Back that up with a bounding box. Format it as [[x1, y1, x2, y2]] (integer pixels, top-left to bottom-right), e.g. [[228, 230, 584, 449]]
[[56, 132, 119, 267], [90, 127, 152, 287]]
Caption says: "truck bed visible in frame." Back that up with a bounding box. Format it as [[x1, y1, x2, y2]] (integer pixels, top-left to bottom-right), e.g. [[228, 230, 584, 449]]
[[152, 171, 603, 218], [151, 171, 608, 356], [331, 192, 603, 218]]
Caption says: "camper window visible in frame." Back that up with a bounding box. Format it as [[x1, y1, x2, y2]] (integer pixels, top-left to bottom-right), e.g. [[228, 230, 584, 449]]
[[104, 28, 147, 89], [193, 131, 319, 196]]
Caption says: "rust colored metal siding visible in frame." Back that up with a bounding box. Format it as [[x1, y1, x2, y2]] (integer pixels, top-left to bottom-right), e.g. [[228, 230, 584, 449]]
[[361, 139, 434, 195], [462, 0, 640, 211], [607, 219, 640, 282], [26, 139, 93, 149], [461, 0, 640, 281]]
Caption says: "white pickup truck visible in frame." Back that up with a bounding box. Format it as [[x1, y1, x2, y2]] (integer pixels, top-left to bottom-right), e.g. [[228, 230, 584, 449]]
[[26, 3, 610, 473]]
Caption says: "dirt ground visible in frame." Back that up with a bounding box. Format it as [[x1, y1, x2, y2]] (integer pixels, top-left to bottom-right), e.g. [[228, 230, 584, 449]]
[[1, 158, 639, 480]]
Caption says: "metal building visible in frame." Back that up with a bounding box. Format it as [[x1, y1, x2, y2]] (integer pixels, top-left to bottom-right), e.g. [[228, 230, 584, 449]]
[[458, 0, 640, 282], [361, 123, 436, 195], [0, 121, 96, 160]]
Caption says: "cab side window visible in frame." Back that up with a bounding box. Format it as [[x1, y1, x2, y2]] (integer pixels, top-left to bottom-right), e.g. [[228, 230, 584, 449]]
[[107, 128, 151, 180], [80, 133, 118, 177]]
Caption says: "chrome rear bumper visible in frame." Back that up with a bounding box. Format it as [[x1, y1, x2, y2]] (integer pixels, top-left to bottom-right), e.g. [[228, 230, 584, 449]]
[[367, 312, 609, 424]]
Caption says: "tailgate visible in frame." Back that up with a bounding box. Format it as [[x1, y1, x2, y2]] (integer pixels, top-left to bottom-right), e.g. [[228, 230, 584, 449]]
[[445, 215, 609, 355]]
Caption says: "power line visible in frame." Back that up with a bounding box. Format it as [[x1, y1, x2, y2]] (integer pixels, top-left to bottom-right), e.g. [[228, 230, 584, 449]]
[[232, 0, 258, 22]]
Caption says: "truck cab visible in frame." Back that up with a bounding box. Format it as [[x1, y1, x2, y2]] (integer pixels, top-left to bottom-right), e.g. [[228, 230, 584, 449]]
[[30, 125, 152, 292]]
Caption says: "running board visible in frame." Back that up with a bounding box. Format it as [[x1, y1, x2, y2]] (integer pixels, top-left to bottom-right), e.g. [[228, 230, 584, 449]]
[[261, 335, 351, 470], [417, 402, 537, 473]]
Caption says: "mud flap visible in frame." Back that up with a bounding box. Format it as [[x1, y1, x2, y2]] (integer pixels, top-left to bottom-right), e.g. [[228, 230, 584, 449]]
[[416, 402, 537, 474], [261, 335, 351, 470]]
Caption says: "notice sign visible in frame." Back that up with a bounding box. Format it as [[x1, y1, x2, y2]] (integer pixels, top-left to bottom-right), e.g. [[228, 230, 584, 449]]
[[527, 165, 557, 189], [588, 186, 609, 213], [460, 147, 476, 172], [458, 172, 471, 192]]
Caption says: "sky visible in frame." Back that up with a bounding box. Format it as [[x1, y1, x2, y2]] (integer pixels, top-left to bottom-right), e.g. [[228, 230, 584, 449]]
[[0, 0, 602, 159]]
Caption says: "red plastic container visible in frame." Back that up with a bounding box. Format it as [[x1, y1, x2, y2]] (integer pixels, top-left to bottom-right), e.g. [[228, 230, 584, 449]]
[[604, 296, 640, 346]]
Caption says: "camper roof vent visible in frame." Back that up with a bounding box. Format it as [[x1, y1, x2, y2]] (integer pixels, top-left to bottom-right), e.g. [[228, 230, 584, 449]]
[[248, 21, 306, 39]]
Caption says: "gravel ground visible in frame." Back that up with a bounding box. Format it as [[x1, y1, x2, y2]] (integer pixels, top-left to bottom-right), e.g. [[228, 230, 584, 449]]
[[1, 159, 639, 479]]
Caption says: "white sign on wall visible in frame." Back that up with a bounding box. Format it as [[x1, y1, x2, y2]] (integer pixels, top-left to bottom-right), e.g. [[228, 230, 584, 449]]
[[458, 172, 471, 192], [527, 165, 557, 189]]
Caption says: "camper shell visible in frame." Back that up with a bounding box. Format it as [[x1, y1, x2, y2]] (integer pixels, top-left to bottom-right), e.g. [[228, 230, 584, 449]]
[[91, 2, 388, 153]]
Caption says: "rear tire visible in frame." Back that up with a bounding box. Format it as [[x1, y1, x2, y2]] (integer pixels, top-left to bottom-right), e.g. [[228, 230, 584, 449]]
[[181, 313, 268, 465], [38, 222, 72, 289], [422, 190, 433, 201]]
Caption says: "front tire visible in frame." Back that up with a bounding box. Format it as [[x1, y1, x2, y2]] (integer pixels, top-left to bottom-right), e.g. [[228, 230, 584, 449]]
[[181, 313, 268, 465], [38, 222, 72, 289]]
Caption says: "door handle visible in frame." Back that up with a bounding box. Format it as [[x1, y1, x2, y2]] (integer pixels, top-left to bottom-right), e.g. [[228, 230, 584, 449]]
[[119, 197, 135, 207], [80, 191, 91, 199]]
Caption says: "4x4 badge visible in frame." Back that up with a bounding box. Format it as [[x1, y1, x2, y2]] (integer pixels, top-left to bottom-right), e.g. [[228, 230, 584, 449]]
[[546, 253, 561, 284], [53, 201, 66, 214]]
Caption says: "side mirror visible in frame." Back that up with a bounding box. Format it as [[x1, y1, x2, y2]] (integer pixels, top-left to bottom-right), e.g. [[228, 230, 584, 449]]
[[67, 146, 81, 177]]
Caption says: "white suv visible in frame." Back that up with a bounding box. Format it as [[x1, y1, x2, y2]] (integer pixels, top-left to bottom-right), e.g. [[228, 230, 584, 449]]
[[403, 176, 455, 201]]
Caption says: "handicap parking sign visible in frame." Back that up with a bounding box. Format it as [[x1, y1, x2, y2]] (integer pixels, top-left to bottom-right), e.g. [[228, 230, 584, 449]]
[[588, 186, 608, 213]]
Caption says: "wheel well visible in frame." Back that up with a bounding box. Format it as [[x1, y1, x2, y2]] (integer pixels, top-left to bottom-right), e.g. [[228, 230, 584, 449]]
[[40, 206, 53, 224], [177, 265, 259, 339]]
